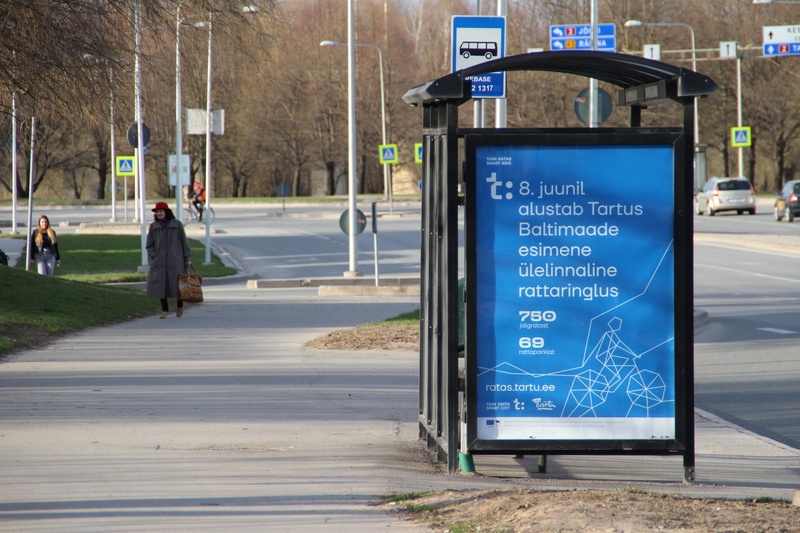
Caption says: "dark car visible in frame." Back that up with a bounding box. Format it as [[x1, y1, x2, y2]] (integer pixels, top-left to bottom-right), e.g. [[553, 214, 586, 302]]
[[774, 180, 800, 222]]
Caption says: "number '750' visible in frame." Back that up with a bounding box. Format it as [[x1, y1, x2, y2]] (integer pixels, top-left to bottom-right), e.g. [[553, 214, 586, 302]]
[[519, 311, 557, 322]]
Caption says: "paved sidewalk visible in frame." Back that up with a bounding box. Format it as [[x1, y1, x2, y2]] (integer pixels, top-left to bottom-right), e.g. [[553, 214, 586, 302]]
[[1, 281, 799, 532], [2, 225, 800, 531]]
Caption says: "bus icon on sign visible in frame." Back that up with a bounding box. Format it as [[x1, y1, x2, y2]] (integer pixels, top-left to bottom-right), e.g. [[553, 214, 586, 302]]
[[459, 41, 498, 59]]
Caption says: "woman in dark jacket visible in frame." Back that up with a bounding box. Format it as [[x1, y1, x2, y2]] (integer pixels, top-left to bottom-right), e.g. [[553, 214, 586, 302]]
[[30, 215, 61, 276], [146, 202, 191, 318]]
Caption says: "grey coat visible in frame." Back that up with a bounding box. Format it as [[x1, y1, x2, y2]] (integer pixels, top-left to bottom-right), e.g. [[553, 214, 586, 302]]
[[146, 218, 191, 299]]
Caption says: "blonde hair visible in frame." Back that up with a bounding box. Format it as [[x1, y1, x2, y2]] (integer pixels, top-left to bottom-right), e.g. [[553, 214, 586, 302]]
[[35, 216, 57, 245]]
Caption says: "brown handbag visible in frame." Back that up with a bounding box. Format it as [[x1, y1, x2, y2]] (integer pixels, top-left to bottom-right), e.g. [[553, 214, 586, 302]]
[[178, 265, 203, 303]]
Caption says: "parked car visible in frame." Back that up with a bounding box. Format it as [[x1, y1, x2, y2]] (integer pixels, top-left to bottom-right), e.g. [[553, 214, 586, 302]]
[[695, 177, 756, 216], [774, 180, 800, 222]]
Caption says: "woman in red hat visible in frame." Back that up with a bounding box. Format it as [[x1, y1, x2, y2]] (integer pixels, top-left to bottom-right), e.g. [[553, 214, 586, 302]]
[[146, 201, 191, 318]]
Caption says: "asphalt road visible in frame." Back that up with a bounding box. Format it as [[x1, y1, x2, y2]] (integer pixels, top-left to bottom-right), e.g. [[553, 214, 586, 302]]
[[3, 199, 799, 451]]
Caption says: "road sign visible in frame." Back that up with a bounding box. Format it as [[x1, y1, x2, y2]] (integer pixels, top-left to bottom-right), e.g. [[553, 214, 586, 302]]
[[126, 123, 150, 148], [762, 25, 800, 56], [574, 88, 613, 125], [452, 16, 506, 98], [415, 143, 423, 163], [550, 23, 616, 52], [115, 156, 136, 177], [643, 44, 661, 60], [107, 180, 122, 194], [731, 127, 751, 148], [720, 41, 739, 59], [379, 144, 399, 164], [339, 209, 367, 235]]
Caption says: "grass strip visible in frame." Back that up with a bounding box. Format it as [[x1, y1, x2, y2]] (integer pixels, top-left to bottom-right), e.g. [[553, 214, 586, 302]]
[[0, 233, 235, 358], [0, 267, 156, 358]]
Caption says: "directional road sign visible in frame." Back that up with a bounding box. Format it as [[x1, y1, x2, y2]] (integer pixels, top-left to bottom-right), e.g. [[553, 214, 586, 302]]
[[379, 144, 399, 164], [763, 25, 800, 57], [731, 127, 752, 148], [452, 15, 506, 98], [115, 155, 136, 177], [550, 23, 616, 52]]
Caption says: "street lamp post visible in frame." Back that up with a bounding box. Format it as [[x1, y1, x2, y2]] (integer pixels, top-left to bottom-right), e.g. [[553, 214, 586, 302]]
[[319, 40, 392, 213], [11, 90, 18, 234], [625, 20, 702, 184], [134, 0, 148, 267], [175, 4, 186, 221], [203, 12, 213, 264], [196, 5, 259, 265], [109, 65, 117, 222]]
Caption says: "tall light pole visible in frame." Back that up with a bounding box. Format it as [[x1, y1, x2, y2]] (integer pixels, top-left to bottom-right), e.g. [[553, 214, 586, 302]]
[[134, 0, 147, 267], [319, 40, 392, 213], [197, 5, 259, 264], [203, 11, 213, 264], [175, 4, 186, 220], [11, 90, 18, 234], [109, 65, 117, 222], [625, 20, 701, 181], [344, 0, 359, 276]]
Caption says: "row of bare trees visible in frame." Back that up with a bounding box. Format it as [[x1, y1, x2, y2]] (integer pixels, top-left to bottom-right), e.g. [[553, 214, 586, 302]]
[[1, 0, 799, 201]]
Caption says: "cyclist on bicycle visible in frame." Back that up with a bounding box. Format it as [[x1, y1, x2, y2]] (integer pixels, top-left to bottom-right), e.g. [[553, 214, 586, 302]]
[[188, 180, 207, 221]]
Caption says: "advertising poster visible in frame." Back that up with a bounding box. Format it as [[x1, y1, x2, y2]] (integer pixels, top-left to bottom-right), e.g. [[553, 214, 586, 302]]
[[467, 135, 678, 443]]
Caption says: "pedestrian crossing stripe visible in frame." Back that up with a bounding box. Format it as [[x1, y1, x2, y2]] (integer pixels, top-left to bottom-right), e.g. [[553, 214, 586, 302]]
[[115, 155, 136, 176], [731, 126, 751, 147], [379, 144, 399, 164]]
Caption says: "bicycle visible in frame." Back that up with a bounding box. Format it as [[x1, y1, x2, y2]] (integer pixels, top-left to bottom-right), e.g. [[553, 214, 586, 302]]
[[183, 201, 215, 224]]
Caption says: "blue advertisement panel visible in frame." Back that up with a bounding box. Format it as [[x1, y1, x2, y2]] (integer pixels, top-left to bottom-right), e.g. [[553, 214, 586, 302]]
[[466, 132, 681, 445]]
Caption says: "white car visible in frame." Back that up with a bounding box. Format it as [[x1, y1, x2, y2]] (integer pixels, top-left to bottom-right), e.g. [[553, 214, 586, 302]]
[[695, 177, 756, 216]]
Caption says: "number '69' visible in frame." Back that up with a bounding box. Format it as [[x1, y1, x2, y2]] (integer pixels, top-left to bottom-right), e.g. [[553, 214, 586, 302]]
[[519, 337, 545, 349]]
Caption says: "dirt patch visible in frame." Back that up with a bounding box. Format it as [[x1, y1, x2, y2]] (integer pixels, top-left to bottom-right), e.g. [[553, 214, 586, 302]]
[[385, 488, 800, 533], [310, 326, 800, 532], [306, 324, 419, 351]]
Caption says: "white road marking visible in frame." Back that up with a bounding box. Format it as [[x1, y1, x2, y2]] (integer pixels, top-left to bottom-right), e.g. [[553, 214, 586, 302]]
[[758, 327, 797, 335]]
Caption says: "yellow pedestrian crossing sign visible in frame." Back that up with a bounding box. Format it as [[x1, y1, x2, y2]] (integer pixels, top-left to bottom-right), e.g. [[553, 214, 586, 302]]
[[415, 143, 423, 163], [731, 127, 751, 147], [115, 155, 136, 176], [379, 144, 399, 164]]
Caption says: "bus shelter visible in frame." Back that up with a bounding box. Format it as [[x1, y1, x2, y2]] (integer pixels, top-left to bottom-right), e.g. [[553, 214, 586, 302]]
[[403, 51, 717, 482]]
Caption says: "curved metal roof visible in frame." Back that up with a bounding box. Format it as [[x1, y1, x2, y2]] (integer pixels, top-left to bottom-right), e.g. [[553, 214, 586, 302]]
[[403, 51, 717, 106]]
